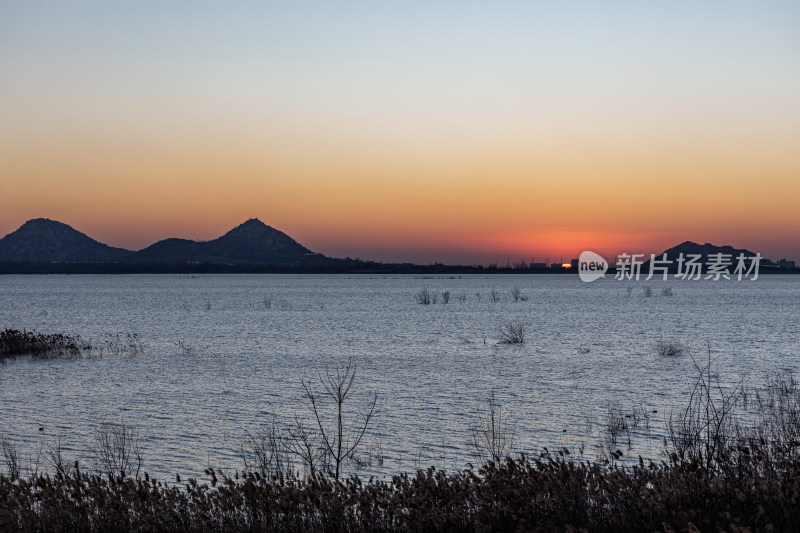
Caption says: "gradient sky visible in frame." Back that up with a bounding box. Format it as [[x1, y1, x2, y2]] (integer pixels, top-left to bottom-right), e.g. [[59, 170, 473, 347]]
[[1, 1, 799, 264]]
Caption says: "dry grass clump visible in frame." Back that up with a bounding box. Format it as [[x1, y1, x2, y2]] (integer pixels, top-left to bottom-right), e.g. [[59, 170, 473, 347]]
[[510, 288, 528, 301], [498, 322, 525, 344], [414, 289, 439, 305], [0, 329, 143, 359], [656, 340, 686, 357], [0, 329, 89, 359], [95, 333, 144, 356]]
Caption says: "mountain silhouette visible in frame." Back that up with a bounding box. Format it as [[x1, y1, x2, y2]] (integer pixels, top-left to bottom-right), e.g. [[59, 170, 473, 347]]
[[133, 238, 203, 262], [657, 241, 772, 264], [0, 218, 131, 263], [0, 217, 336, 268], [0, 219, 788, 273], [132, 218, 319, 265]]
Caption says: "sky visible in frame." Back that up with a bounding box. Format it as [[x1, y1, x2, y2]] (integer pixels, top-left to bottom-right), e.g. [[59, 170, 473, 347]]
[[1, 1, 799, 264]]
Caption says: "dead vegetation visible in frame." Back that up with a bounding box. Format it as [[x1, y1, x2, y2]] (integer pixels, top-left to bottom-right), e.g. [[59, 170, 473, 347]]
[[498, 322, 525, 344], [2, 345, 800, 531], [0, 329, 89, 359]]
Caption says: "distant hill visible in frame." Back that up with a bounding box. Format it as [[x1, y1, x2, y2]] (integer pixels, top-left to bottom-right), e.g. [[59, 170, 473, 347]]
[[0, 218, 132, 263], [656, 241, 774, 266], [133, 238, 202, 262], [131, 218, 323, 266], [0, 217, 351, 271]]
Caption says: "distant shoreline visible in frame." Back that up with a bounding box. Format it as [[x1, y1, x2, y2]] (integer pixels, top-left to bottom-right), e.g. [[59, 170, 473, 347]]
[[0, 263, 798, 275]]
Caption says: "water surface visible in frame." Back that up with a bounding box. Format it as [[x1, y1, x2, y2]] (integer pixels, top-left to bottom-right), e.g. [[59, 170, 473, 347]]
[[1, 274, 797, 479]]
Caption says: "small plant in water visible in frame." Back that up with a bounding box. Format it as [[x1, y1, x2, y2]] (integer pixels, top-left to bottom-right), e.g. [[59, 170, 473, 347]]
[[656, 341, 686, 357], [470, 391, 516, 464], [175, 341, 193, 355], [96, 333, 143, 356], [498, 322, 525, 344], [415, 289, 436, 305], [510, 288, 528, 302]]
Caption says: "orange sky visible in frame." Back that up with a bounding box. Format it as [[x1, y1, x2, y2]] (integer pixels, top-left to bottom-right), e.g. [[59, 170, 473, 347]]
[[1, 2, 799, 264]]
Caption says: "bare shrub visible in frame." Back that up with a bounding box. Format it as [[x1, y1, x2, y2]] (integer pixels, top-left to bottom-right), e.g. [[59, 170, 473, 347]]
[[470, 391, 515, 464], [498, 323, 525, 344], [350, 440, 385, 470], [285, 415, 328, 476], [300, 358, 378, 480], [1, 439, 19, 479], [88, 420, 143, 477], [665, 344, 744, 469], [661, 287, 674, 296], [656, 341, 686, 357], [643, 286, 653, 297], [45, 436, 70, 478], [263, 296, 273, 309], [752, 370, 800, 462], [441, 291, 450, 304], [455, 293, 467, 303], [415, 289, 434, 305], [239, 420, 293, 477], [489, 290, 501, 303]]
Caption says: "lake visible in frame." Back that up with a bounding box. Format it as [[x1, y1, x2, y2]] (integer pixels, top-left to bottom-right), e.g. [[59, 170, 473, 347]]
[[1, 274, 798, 480]]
